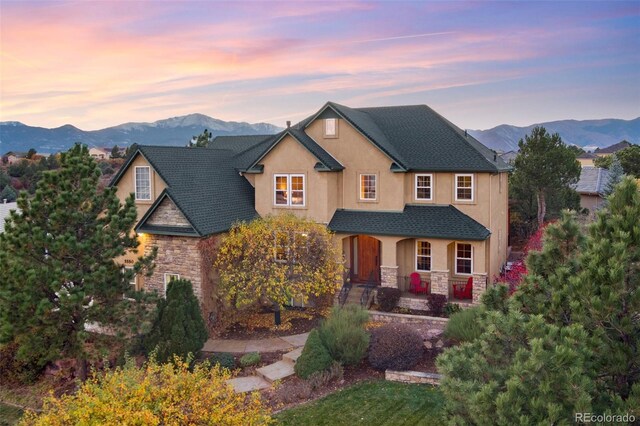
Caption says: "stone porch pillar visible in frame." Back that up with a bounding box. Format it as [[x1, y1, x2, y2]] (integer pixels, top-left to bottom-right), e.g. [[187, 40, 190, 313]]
[[380, 265, 399, 288], [472, 273, 488, 304], [430, 270, 450, 297]]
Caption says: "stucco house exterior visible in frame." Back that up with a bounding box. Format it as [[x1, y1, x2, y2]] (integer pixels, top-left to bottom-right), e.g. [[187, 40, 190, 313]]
[[573, 167, 610, 216], [110, 102, 511, 315]]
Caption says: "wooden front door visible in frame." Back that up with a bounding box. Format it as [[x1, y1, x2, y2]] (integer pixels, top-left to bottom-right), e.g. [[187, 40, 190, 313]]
[[351, 235, 381, 284]]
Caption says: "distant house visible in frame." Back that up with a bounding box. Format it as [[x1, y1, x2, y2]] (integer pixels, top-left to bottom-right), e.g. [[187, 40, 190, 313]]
[[594, 140, 633, 157], [573, 167, 610, 215], [0, 201, 19, 234], [577, 152, 597, 168], [89, 147, 111, 159], [3, 151, 26, 165]]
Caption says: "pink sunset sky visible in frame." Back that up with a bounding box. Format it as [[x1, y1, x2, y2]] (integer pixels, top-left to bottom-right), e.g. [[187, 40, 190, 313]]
[[1, 0, 639, 130]]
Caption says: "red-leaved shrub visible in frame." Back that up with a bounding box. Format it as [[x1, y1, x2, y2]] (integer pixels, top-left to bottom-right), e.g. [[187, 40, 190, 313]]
[[368, 323, 424, 371]]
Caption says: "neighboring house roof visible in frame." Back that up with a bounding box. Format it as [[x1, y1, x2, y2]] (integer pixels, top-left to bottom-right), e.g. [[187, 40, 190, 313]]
[[0, 202, 19, 234], [240, 128, 344, 173], [573, 167, 610, 196], [209, 135, 273, 153], [577, 152, 597, 159], [594, 140, 632, 154], [328, 204, 491, 241], [301, 102, 511, 173], [111, 146, 258, 236]]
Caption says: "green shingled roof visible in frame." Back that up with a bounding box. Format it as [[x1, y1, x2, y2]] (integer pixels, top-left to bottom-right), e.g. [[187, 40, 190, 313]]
[[111, 146, 258, 236], [303, 102, 511, 173], [328, 205, 491, 241], [240, 128, 343, 172]]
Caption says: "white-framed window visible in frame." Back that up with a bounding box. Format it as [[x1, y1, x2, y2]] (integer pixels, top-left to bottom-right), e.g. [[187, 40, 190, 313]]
[[274, 231, 309, 263], [163, 273, 180, 295], [415, 174, 433, 201], [359, 174, 377, 201], [455, 243, 473, 275], [416, 240, 431, 272], [274, 174, 305, 206], [324, 118, 337, 137], [135, 166, 151, 201], [274, 232, 288, 263], [455, 174, 473, 201]]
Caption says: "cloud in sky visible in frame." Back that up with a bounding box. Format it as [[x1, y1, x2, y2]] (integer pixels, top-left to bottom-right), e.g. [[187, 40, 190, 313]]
[[1, 0, 638, 130]]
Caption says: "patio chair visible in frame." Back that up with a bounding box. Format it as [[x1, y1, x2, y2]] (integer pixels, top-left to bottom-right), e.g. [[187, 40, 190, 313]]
[[409, 272, 429, 295], [453, 276, 473, 300]]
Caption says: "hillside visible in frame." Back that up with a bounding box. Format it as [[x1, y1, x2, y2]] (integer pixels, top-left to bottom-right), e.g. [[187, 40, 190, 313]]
[[469, 117, 640, 153], [0, 114, 282, 154]]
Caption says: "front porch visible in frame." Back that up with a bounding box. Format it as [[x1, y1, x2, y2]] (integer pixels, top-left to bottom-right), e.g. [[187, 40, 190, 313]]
[[340, 234, 489, 305]]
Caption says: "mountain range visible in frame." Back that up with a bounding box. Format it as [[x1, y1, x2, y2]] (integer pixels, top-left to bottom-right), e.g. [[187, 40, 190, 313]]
[[0, 114, 282, 154], [469, 117, 640, 153], [1, 114, 638, 155]]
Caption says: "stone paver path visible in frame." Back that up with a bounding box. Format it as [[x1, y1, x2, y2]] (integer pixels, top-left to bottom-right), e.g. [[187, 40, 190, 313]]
[[203, 332, 309, 354], [209, 332, 309, 394]]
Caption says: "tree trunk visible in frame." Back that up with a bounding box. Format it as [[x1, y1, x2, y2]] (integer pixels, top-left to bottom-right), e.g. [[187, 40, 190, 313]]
[[537, 190, 546, 228], [273, 302, 281, 326], [76, 356, 88, 382]]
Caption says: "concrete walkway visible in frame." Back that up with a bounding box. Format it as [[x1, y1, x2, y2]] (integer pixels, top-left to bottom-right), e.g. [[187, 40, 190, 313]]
[[203, 332, 309, 354], [205, 333, 309, 394]]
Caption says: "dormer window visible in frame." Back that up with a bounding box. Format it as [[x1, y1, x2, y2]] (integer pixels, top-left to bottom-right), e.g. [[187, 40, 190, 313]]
[[324, 118, 337, 137], [274, 174, 305, 206]]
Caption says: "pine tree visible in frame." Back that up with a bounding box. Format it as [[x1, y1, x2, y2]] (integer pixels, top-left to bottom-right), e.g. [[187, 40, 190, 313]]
[[0, 144, 155, 379], [573, 176, 640, 402], [0, 185, 17, 202], [602, 155, 624, 197], [144, 279, 208, 362], [513, 211, 585, 325]]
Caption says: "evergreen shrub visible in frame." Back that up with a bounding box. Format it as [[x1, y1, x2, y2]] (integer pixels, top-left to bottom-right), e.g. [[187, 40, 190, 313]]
[[294, 329, 333, 379], [208, 352, 235, 371], [144, 279, 208, 362], [239, 352, 261, 368]]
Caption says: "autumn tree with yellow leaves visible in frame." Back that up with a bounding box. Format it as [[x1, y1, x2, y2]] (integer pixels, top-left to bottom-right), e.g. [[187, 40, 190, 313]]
[[20, 356, 272, 425], [214, 214, 343, 322]]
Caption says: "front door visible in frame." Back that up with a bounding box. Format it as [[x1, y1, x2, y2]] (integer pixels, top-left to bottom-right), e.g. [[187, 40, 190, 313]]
[[351, 235, 381, 284]]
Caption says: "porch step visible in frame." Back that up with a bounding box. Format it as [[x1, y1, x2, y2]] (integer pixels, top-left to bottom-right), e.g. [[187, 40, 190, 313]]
[[256, 360, 295, 383]]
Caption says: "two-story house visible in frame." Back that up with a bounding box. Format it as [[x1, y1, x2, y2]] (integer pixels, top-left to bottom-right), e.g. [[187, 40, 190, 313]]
[[110, 102, 510, 315]]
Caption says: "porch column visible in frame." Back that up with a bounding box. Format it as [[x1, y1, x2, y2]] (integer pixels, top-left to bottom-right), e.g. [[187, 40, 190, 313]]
[[430, 269, 449, 297], [472, 273, 488, 304], [380, 265, 398, 288]]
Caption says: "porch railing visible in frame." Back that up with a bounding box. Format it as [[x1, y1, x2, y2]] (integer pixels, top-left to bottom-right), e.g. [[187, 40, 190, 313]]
[[337, 268, 352, 307]]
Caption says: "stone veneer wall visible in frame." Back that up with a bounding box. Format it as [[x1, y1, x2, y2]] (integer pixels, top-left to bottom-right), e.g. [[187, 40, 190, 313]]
[[380, 265, 398, 287], [368, 310, 448, 330], [144, 234, 203, 301], [430, 270, 449, 296], [147, 198, 191, 227], [472, 273, 488, 304]]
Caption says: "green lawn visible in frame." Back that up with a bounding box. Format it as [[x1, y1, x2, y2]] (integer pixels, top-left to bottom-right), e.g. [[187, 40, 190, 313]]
[[0, 403, 24, 426], [275, 380, 445, 426]]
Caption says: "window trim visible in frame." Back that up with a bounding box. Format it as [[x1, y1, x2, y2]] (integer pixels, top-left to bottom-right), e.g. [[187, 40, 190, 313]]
[[415, 173, 433, 201], [273, 174, 306, 207], [455, 173, 474, 202], [455, 242, 473, 275], [324, 118, 337, 137], [416, 240, 432, 272], [134, 166, 152, 201], [359, 173, 377, 201], [163, 273, 180, 295]]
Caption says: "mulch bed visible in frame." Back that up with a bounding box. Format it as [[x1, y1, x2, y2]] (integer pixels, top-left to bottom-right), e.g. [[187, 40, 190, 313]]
[[219, 307, 327, 339]]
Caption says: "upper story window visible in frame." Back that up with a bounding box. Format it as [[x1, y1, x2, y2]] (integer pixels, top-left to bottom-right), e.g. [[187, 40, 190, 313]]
[[274, 174, 305, 206], [324, 118, 337, 137], [359, 174, 377, 201], [135, 166, 151, 201], [455, 174, 473, 201], [416, 240, 431, 272], [455, 243, 472, 275], [415, 174, 433, 200]]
